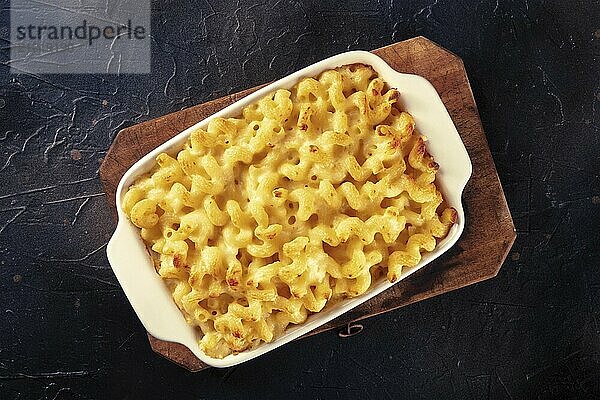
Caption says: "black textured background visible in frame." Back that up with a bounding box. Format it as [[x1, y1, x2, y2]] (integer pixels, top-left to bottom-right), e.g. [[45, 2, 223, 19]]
[[1, 0, 599, 399]]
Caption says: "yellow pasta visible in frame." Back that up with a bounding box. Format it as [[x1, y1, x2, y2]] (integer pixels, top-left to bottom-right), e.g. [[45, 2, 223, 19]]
[[122, 64, 456, 359]]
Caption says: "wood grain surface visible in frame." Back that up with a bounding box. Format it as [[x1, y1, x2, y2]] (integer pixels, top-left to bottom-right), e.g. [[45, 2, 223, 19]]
[[99, 36, 516, 371]]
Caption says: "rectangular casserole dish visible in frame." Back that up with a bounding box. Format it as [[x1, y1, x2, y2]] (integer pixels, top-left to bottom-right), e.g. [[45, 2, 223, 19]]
[[106, 50, 472, 368]]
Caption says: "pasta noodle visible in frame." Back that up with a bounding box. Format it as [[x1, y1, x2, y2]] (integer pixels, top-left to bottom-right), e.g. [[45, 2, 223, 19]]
[[122, 64, 457, 359]]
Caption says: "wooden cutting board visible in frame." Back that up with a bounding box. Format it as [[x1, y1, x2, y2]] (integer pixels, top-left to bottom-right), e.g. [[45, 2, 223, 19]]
[[99, 36, 516, 371]]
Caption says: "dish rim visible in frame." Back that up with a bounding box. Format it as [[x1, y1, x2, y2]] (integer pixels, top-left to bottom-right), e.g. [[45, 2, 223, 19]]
[[106, 50, 473, 368]]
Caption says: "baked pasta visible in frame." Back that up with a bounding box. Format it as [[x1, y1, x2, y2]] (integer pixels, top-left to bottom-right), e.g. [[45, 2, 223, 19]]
[[122, 64, 457, 358]]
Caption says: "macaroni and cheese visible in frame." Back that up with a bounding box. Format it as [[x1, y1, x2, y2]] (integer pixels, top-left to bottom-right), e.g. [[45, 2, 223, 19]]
[[122, 64, 457, 358]]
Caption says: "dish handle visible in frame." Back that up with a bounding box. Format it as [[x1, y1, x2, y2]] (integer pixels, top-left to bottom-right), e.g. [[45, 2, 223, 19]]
[[106, 219, 198, 347]]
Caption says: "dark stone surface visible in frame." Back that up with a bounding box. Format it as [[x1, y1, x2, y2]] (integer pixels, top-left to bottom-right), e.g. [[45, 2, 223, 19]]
[[0, 0, 599, 399]]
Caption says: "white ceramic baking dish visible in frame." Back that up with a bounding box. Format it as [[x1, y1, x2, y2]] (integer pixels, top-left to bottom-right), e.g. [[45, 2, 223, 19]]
[[106, 50, 472, 368]]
